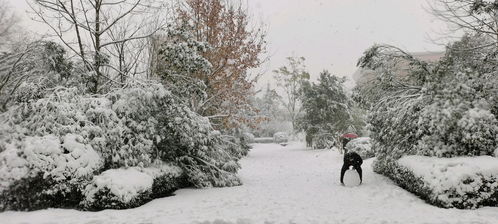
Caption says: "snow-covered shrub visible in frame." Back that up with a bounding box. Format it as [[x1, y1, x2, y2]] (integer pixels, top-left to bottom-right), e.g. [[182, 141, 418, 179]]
[[154, 105, 242, 188], [0, 80, 244, 210], [378, 155, 498, 209], [0, 134, 103, 211], [358, 36, 498, 209], [241, 132, 255, 144], [345, 137, 374, 159], [253, 137, 273, 143], [81, 168, 153, 210], [144, 162, 185, 198], [0, 86, 158, 169], [81, 162, 184, 210], [415, 72, 498, 158], [359, 37, 498, 162]]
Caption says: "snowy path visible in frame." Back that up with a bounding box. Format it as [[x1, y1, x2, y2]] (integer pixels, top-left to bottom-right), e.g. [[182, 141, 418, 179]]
[[2, 143, 498, 224]]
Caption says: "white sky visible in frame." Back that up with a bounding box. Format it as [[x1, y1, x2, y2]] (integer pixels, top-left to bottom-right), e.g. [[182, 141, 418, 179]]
[[7, 0, 450, 90], [247, 0, 449, 89]]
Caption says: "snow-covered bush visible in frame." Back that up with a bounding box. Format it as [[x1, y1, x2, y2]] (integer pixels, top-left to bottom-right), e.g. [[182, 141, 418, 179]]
[[241, 132, 255, 144], [378, 155, 498, 209], [345, 137, 374, 159], [80, 162, 183, 210], [254, 137, 273, 143], [80, 163, 183, 210], [416, 98, 498, 157], [0, 134, 103, 211], [0, 80, 244, 210], [359, 35, 498, 209], [359, 36, 498, 162], [81, 168, 154, 210]]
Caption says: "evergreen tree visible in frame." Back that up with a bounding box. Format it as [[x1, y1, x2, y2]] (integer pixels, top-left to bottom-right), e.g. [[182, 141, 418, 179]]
[[298, 71, 359, 148]]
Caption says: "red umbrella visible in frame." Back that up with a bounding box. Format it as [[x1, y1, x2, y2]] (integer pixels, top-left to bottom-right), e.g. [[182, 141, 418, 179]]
[[342, 133, 358, 139]]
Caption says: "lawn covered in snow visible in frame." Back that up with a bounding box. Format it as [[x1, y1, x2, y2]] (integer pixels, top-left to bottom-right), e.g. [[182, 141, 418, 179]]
[[1, 143, 498, 224]]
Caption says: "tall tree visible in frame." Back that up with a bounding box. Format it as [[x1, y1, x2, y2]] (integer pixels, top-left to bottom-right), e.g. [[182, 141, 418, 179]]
[[298, 71, 357, 148], [273, 56, 310, 132], [28, 0, 168, 93], [430, 0, 498, 46], [174, 0, 267, 130]]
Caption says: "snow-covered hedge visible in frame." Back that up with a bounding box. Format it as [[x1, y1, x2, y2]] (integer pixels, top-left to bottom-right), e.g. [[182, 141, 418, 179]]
[[0, 133, 103, 211], [345, 137, 374, 159], [374, 156, 498, 209], [0, 81, 244, 211], [254, 137, 273, 143], [81, 163, 183, 210]]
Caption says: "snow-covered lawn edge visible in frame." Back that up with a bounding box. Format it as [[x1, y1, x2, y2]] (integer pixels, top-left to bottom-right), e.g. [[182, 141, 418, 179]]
[[375, 155, 498, 209]]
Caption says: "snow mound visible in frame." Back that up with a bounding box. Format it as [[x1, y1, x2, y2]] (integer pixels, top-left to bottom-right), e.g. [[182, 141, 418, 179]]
[[84, 168, 154, 204]]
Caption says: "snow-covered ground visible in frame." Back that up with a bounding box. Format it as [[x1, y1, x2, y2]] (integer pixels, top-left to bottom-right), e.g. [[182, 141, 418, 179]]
[[2, 142, 498, 224]]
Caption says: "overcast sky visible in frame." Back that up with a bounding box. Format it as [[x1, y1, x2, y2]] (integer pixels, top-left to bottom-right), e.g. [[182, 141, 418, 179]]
[[247, 0, 449, 89], [7, 0, 449, 90]]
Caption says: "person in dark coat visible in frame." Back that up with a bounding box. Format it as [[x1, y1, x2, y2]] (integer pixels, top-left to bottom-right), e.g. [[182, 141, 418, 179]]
[[340, 151, 363, 185]]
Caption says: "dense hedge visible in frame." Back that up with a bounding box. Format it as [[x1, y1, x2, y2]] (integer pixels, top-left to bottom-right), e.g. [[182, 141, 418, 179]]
[[81, 165, 185, 211], [373, 157, 498, 209]]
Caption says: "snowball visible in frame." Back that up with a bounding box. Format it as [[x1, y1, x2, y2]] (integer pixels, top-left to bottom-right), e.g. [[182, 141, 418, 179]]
[[343, 168, 361, 187]]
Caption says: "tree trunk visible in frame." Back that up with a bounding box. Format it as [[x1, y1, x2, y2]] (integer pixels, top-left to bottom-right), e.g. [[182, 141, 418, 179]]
[[92, 0, 102, 93]]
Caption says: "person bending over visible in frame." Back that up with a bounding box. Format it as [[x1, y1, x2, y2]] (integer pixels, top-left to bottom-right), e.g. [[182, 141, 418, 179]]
[[340, 151, 363, 185]]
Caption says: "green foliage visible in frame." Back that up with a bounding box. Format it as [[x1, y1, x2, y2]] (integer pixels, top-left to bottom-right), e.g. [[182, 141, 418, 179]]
[[357, 34, 498, 160], [298, 70, 363, 148], [0, 174, 84, 211], [156, 24, 211, 107]]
